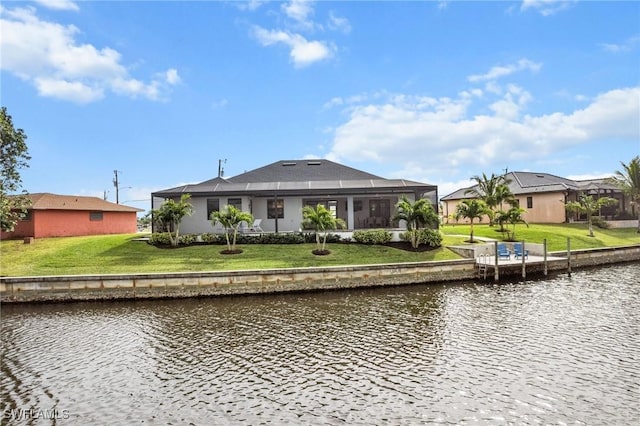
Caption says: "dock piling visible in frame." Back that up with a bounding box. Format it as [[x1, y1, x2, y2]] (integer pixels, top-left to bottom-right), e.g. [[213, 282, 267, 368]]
[[567, 237, 572, 277], [494, 241, 499, 282], [521, 240, 526, 279], [543, 238, 548, 276]]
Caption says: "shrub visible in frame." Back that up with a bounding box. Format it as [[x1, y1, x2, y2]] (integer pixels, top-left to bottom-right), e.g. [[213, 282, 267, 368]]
[[149, 232, 173, 246], [591, 217, 611, 229], [179, 234, 198, 245], [200, 233, 224, 244], [301, 232, 342, 244], [400, 229, 443, 248], [353, 229, 392, 245]]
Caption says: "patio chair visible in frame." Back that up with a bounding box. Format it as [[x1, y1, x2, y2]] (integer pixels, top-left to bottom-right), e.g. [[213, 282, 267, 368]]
[[497, 243, 511, 260], [514, 243, 529, 259], [249, 219, 264, 233]]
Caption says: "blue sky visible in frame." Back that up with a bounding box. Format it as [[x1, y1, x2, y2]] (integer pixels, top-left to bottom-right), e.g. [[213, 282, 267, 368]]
[[2, 0, 639, 213]]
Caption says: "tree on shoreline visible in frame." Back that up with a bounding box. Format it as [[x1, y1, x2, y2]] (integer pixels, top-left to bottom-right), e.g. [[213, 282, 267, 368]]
[[495, 206, 528, 241], [465, 173, 514, 226], [1, 107, 32, 232], [607, 156, 640, 233], [152, 194, 193, 247], [210, 205, 253, 253], [393, 196, 440, 249], [565, 194, 617, 237], [302, 203, 345, 254], [455, 199, 489, 243]]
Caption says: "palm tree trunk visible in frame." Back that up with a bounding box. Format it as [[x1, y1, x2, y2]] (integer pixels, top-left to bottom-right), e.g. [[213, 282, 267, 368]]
[[469, 219, 475, 243]]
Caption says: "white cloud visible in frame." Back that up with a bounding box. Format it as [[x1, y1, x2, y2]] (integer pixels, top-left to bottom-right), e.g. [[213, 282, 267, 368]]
[[164, 68, 181, 85], [253, 26, 333, 67], [34, 0, 79, 11], [327, 86, 640, 178], [0, 6, 179, 103], [520, 0, 575, 16], [566, 173, 613, 181], [328, 10, 351, 34], [236, 0, 266, 12], [468, 58, 542, 82], [282, 0, 315, 29], [599, 34, 640, 53], [247, 0, 346, 68], [35, 77, 103, 103]]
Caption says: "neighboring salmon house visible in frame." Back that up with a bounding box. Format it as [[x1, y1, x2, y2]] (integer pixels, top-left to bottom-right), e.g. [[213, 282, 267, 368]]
[[441, 171, 631, 224], [152, 159, 439, 234], [1, 193, 143, 240]]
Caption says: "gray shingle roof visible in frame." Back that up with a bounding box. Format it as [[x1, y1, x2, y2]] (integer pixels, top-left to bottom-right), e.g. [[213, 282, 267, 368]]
[[229, 160, 383, 182], [441, 171, 616, 200], [153, 160, 436, 198]]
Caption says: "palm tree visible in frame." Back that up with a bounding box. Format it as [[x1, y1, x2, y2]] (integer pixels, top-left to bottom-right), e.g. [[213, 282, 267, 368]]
[[392, 195, 439, 248], [302, 203, 346, 254], [494, 184, 518, 232], [495, 207, 528, 241], [565, 194, 618, 237], [465, 173, 514, 225], [454, 199, 489, 243], [210, 205, 254, 253], [152, 194, 193, 247], [607, 156, 640, 233]]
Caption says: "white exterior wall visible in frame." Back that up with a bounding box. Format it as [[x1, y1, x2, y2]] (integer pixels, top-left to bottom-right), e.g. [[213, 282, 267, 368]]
[[162, 196, 254, 235], [161, 193, 420, 235], [251, 197, 304, 232]]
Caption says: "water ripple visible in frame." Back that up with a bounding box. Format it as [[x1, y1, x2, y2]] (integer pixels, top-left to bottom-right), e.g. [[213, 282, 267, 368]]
[[1, 263, 639, 424]]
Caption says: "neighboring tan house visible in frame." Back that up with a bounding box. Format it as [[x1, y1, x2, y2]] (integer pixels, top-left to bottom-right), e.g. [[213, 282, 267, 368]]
[[152, 159, 438, 234], [441, 171, 630, 224], [1, 193, 143, 240]]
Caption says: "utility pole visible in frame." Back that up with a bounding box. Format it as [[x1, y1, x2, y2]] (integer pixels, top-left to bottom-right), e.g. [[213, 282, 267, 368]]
[[113, 170, 120, 204]]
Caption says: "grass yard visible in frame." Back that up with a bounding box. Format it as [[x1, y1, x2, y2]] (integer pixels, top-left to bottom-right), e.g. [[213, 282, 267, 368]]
[[440, 222, 640, 251], [1, 224, 637, 277], [0, 234, 463, 277]]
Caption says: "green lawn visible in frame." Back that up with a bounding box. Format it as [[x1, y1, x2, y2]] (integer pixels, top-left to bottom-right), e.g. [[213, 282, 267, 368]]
[[1, 224, 637, 277], [0, 234, 463, 277], [440, 223, 640, 251]]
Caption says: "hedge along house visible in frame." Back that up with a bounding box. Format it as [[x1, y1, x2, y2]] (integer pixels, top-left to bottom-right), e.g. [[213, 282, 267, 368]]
[[152, 159, 438, 234], [441, 171, 630, 224], [0, 193, 143, 240]]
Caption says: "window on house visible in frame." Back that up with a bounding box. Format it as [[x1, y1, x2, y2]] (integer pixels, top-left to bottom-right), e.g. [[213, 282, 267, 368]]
[[527, 196, 533, 209], [20, 210, 33, 221], [267, 199, 284, 219], [228, 198, 242, 210], [90, 211, 103, 221], [354, 200, 363, 212], [206, 199, 220, 220]]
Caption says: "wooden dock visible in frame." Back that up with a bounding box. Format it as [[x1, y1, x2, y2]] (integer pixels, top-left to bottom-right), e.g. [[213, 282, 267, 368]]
[[476, 254, 568, 280]]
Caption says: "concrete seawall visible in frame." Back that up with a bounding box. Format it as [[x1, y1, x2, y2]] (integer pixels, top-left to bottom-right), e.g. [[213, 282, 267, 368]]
[[1, 245, 638, 303]]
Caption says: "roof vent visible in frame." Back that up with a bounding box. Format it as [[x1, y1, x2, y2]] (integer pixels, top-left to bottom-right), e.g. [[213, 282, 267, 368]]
[[282, 162, 297, 166], [307, 161, 321, 165], [536, 174, 545, 178]]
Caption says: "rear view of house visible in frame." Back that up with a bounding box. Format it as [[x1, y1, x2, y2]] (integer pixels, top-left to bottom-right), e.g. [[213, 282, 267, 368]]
[[1, 193, 143, 240], [152, 159, 438, 234]]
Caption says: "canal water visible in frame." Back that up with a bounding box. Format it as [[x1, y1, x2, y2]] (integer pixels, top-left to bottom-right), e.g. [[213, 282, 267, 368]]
[[2, 263, 639, 425]]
